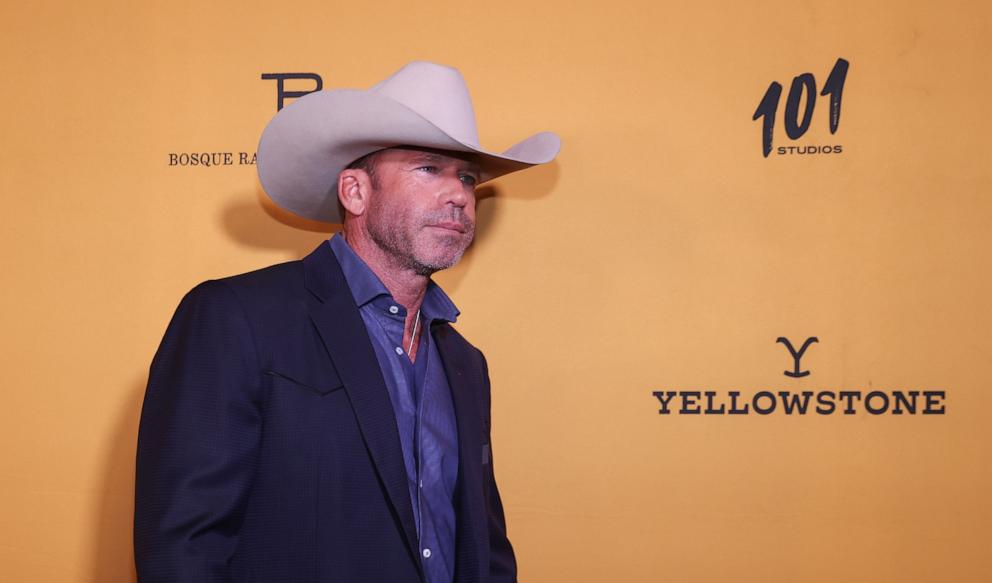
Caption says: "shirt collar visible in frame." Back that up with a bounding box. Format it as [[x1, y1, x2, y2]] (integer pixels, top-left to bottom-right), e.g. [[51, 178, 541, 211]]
[[328, 233, 460, 324]]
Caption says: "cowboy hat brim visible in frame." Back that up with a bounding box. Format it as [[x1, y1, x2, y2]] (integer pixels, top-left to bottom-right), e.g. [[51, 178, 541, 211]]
[[257, 88, 560, 223]]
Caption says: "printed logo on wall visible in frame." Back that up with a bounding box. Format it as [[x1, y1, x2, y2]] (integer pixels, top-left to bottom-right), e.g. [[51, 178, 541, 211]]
[[753, 58, 850, 158], [776, 336, 817, 378], [166, 72, 324, 168], [261, 72, 323, 111], [651, 337, 946, 416]]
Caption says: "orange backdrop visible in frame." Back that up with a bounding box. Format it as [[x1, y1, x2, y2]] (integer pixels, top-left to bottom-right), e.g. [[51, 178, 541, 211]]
[[1, 1, 989, 581]]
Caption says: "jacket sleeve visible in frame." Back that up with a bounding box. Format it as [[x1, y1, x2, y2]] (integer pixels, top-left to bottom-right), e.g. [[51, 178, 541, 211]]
[[480, 353, 518, 583], [134, 280, 263, 583]]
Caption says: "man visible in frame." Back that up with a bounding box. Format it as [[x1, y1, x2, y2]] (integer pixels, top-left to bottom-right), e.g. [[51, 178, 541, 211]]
[[134, 61, 560, 583]]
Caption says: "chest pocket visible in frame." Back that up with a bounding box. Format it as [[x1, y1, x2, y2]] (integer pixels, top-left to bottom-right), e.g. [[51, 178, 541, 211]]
[[265, 368, 344, 396]]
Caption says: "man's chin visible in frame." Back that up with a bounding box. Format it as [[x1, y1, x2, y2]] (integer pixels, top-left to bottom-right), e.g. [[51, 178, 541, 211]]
[[413, 249, 469, 276]]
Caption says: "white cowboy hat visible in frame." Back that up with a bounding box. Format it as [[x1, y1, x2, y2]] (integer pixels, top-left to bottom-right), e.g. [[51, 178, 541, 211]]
[[256, 61, 561, 223]]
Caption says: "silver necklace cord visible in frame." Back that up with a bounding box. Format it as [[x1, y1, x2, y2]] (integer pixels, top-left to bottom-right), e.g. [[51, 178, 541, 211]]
[[407, 309, 421, 355]]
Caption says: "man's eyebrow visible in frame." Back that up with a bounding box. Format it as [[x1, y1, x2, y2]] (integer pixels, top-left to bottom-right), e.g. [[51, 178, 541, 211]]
[[409, 153, 444, 165], [410, 153, 481, 173]]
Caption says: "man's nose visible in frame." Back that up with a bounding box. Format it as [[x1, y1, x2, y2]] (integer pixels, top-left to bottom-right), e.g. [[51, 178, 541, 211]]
[[440, 174, 473, 208]]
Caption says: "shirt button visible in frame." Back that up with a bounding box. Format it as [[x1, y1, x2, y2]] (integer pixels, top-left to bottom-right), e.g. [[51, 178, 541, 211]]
[[394, 346, 404, 355], [389, 305, 399, 314], [422, 548, 432, 559]]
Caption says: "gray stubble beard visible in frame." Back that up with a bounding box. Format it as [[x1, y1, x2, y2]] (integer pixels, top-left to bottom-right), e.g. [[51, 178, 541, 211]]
[[367, 214, 475, 277]]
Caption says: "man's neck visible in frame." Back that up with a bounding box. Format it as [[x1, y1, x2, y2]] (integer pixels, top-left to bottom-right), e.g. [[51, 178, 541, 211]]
[[342, 230, 430, 362], [341, 230, 428, 313]]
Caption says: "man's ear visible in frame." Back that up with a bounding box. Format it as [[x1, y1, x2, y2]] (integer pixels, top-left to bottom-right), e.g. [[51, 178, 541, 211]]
[[338, 169, 371, 217]]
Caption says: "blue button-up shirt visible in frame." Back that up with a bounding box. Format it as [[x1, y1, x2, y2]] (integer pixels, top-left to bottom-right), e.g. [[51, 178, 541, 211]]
[[330, 234, 460, 583]]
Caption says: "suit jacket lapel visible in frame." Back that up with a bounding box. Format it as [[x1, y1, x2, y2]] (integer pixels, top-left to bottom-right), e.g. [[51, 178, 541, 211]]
[[302, 242, 423, 578], [434, 324, 487, 583]]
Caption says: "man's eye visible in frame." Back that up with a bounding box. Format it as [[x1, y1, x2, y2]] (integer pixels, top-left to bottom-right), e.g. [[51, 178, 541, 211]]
[[418, 166, 438, 173], [460, 174, 478, 186]]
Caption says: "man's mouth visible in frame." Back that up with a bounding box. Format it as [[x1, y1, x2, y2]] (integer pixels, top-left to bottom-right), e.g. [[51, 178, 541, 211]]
[[428, 221, 469, 234]]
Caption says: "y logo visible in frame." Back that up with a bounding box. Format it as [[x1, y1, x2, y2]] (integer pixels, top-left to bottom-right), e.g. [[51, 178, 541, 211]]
[[776, 336, 818, 378]]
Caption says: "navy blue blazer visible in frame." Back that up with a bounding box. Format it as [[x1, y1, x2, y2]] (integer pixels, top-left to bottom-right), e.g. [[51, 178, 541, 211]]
[[134, 242, 516, 583]]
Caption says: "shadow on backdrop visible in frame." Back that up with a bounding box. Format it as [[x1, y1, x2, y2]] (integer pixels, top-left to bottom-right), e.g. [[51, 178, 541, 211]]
[[221, 186, 336, 259], [91, 376, 145, 583]]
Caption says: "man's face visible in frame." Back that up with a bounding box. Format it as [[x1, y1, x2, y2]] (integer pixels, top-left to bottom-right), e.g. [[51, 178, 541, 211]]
[[363, 147, 479, 276]]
